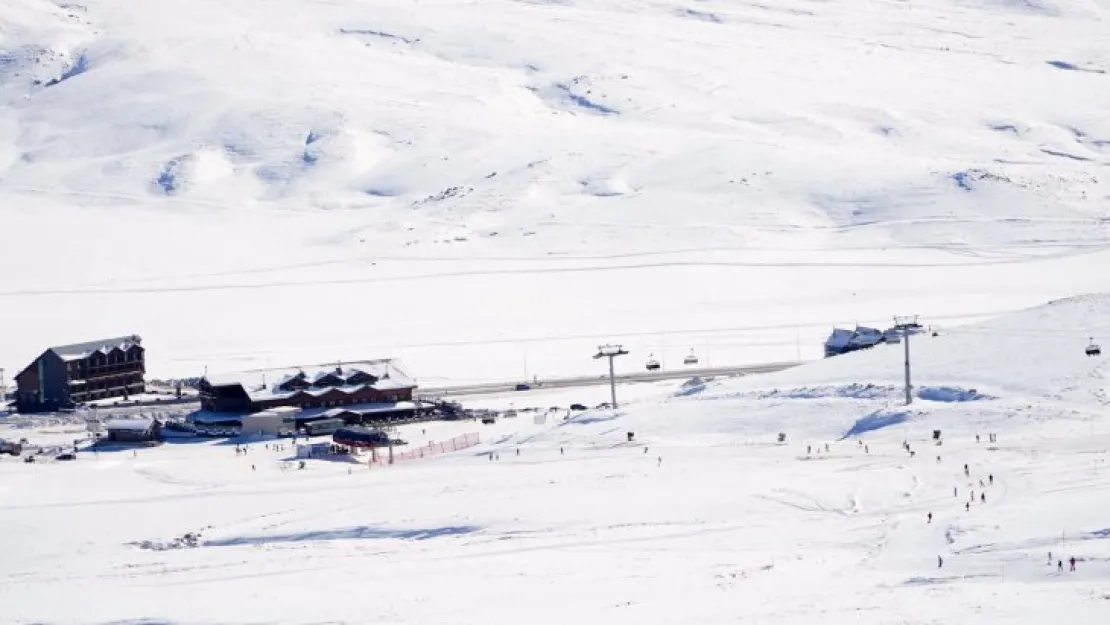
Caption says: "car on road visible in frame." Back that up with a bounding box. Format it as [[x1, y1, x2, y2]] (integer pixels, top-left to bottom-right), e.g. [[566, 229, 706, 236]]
[[569, 403, 587, 411], [514, 383, 531, 391]]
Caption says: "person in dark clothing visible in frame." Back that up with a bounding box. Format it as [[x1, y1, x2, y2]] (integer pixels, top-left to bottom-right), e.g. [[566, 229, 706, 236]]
[[980, 493, 985, 503], [927, 512, 933, 523], [989, 474, 994, 485], [1070, 557, 1076, 572], [1058, 560, 1063, 572], [937, 555, 943, 568]]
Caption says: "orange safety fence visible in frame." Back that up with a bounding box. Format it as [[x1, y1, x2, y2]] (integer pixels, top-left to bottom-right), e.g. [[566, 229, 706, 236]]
[[365, 432, 480, 466]]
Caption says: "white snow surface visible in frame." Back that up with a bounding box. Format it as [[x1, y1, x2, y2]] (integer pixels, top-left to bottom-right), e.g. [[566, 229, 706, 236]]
[[3, 0, 1110, 383], [3, 295, 1110, 624]]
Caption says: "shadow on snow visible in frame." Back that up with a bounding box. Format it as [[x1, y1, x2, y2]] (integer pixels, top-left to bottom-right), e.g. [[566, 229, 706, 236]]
[[841, 410, 910, 439], [204, 524, 482, 547]]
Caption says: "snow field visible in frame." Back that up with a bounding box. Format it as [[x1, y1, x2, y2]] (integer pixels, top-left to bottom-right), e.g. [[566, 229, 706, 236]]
[[4, 296, 1110, 623], [3, 0, 1110, 381]]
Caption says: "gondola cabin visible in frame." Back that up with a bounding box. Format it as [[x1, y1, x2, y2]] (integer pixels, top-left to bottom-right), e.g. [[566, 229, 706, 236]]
[[1087, 338, 1101, 357]]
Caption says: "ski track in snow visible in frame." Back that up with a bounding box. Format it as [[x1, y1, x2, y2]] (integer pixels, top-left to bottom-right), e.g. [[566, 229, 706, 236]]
[[6, 296, 1110, 623]]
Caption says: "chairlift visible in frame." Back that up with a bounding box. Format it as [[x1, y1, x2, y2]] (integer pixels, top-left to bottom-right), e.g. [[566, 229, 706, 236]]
[[1086, 337, 1101, 357], [683, 349, 699, 366], [645, 354, 661, 371]]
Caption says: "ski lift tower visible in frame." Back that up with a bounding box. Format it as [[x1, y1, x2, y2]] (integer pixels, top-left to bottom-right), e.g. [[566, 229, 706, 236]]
[[893, 315, 919, 405], [593, 344, 629, 409]]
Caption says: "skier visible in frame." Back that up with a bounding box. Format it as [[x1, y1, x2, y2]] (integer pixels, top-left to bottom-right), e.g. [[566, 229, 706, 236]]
[[657, 456, 663, 467], [865, 445, 869, 454], [1058, 560, 1063, 572], [936, 455, 941, 463], [560, 447, 564, 456], [251, 464, 255, 471], [825, 443, 830, 453], [965, 502, 970, 512], [937, 555, 943, 568], [980, 492, 985, 504], [954, 487, 958, 498], [1048, 551, 1052, 564], [927, 512, 932, 523], [516, 448, 520, 457], [979, 479, 984, 488], [644, 447, 649, 454], [989, 474, 994, 485], [1069, 557, 1076, 572], [976, 434, 980, 443], [489, 452, 494, 462], [910, 451, 916, 458], [807, 445, 812, 455], [964, 463, 969, 476]]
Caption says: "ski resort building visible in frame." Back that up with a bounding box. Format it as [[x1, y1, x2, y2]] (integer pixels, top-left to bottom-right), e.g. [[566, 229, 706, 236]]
[[103, 417, 162, 443], [197, 360, 425, 420], [823, 326, 886, 358], [13, 335, 146, 413]]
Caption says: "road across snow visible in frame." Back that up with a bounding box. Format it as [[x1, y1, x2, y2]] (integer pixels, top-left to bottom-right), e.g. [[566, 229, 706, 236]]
[[2, 295, 1109, 624]]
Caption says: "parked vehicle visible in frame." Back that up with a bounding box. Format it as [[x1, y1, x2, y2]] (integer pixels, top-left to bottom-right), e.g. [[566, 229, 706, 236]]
[[302, 418, 345, 437], [0, 439, 21, 456]]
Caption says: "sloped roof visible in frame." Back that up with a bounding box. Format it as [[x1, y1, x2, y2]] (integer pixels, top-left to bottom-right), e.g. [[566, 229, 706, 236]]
[[202, 359, 417, 401], [825, 328, 855, 348], [103, 416, 157, 432], [50, 335, 143, 361]]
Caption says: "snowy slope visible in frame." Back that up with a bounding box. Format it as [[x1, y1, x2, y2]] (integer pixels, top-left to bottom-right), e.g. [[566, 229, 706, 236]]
[[3, 0, 1110, 382], [724, 292, 1110, 401], [3, 295, 1110, 624]]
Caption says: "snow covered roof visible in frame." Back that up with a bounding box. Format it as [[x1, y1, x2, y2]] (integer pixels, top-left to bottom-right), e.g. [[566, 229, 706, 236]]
[[50, 335, 143, 362], [298, 400, 430, 421], [102, 417, 157, 432], [825, 328, 855, 348], [202, 359, 417, 401], [242, 412, 285, 422]]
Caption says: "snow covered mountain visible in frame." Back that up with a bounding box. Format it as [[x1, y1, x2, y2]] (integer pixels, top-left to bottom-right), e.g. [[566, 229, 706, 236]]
[[2, 0, 1110, 381]]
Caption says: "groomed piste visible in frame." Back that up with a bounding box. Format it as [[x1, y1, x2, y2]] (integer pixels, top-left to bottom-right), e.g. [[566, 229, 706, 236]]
[[2, 295, 1109, 623]]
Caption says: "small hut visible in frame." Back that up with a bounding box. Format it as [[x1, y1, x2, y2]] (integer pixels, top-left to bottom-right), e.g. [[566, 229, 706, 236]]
[[103, 417, 163, 443]]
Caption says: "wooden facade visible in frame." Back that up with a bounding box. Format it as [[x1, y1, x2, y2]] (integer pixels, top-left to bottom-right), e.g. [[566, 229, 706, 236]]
[[198, 362, 416, 414], [15, 336, 145, 413]]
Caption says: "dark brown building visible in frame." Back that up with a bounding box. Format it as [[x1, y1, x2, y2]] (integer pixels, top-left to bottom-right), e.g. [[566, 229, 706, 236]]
[[198, 359, 417, 414], [14, 335, 145, 413]]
